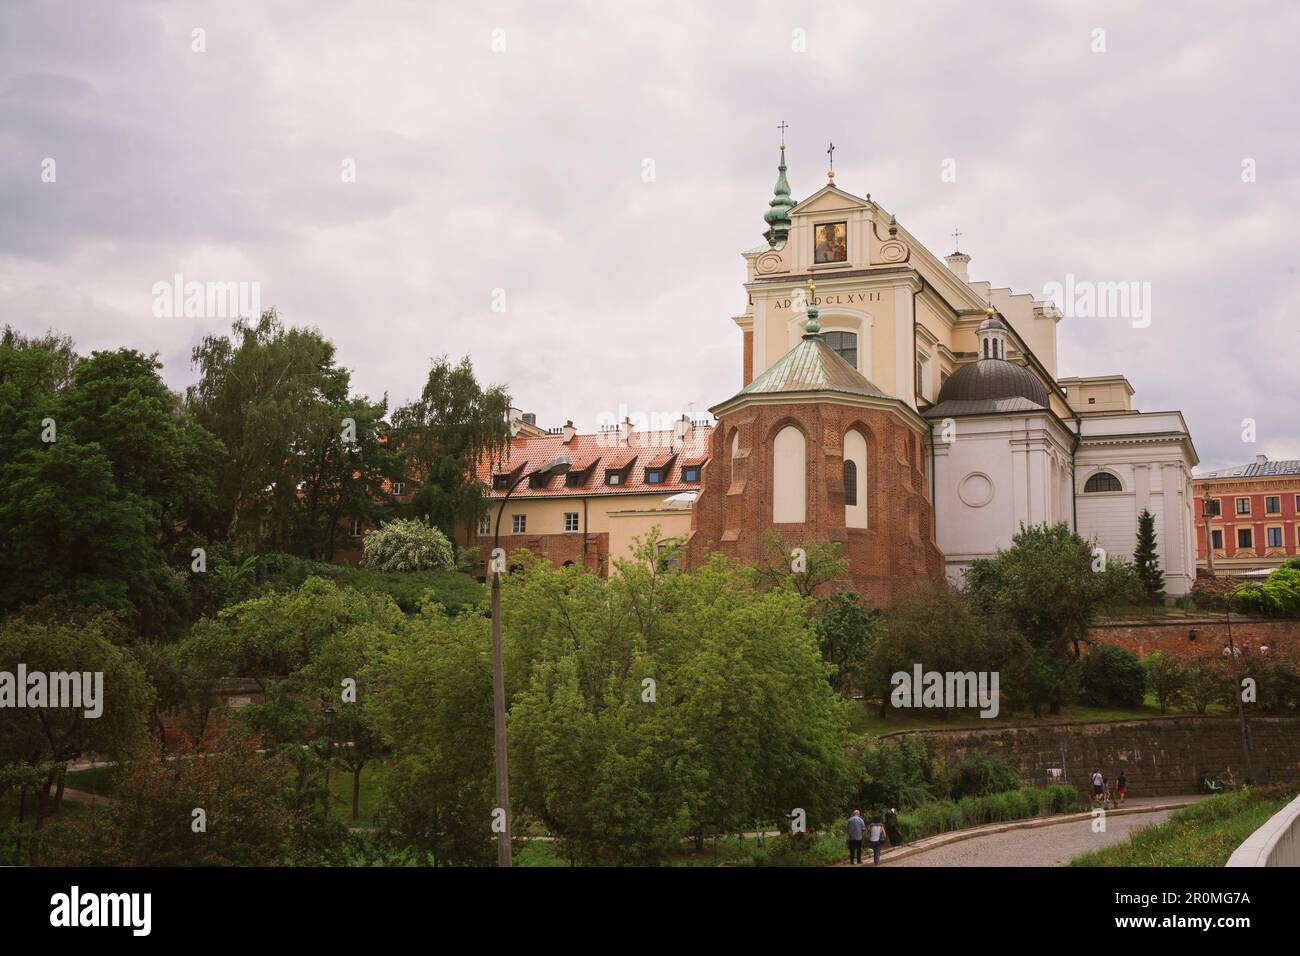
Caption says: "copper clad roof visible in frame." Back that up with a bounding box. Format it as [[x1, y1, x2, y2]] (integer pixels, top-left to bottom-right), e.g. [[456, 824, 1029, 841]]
[[735, 335, 893, 401]]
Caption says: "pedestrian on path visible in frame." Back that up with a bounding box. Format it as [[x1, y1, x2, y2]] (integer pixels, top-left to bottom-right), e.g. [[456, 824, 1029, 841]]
[[884, 807, 904, 847], [868, 815, 886, 865], [1116, 772, 1127, 805], [846, 810, 865, 865], [1091, 769, 1103, 802]]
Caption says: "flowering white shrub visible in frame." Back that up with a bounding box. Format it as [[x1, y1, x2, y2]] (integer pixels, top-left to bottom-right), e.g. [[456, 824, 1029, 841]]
[[361, 518, 455, 572]]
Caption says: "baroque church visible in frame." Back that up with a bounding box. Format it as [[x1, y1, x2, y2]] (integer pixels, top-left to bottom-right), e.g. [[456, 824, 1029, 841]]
[[467, 145, 1200, 604]]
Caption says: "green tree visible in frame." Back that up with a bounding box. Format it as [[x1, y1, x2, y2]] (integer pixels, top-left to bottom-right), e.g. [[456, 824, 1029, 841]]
[[0, 605, 154, 828], [966, 523, 1140, 713], [813, 591, 880, 694], [866, 580, 1029, 718], [390, 355, 511, 543], [188, 311, 390, 554], [1133, 508, 1165, 604], [365, 606, 496, 866]]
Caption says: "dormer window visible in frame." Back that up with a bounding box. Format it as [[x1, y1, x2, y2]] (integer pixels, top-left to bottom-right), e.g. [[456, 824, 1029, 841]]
[[492, 474, 511, 490], [528, 473, 548, 489], [565, 470, 587, 488], [682, 465, 700, 483], [645, 468, 664, 484], [605, 471, 622, 486]]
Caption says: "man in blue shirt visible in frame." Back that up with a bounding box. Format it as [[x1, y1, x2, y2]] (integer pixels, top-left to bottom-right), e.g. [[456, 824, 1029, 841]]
[[846, 810, 866, 864]]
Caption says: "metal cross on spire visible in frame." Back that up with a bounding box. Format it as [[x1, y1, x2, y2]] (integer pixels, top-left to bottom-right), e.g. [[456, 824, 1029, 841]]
[[778, 120, 789, 148], [952, 228, 963, 251], [827, 141, 836, 178]]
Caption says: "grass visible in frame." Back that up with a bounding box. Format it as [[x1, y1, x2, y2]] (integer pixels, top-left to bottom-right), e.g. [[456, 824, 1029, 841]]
[[327, 762, 386, 827], [64, 765, 117, 797], [1070, 783, 1300, 867]]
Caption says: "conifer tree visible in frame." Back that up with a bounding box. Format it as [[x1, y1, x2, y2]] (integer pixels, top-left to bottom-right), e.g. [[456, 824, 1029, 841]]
[[1134, 508, 1165, 603]]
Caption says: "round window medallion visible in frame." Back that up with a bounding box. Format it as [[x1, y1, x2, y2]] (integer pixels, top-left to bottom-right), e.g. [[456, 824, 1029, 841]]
[[958, 472, 994, 508]]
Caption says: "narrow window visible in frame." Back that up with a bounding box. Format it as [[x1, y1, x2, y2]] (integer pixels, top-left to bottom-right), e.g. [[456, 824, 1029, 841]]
[[843, 459, 858, 506], [1237, 527, 1252, 549], [512, 514, 526, 534]]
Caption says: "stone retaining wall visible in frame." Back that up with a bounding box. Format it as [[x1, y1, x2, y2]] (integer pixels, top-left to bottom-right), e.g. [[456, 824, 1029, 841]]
[[882, 716, 1300, 798]]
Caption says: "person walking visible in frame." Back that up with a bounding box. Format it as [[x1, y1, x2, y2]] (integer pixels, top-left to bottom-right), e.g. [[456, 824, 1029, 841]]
[[1116, 772, 1127, 805], [884, 807, 904, 847], [1091, 768, 1104, 803], [846, 810, 865, 865], [868, 815, 886, 865]]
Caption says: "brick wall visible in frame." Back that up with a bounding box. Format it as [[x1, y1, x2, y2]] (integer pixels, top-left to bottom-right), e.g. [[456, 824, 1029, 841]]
[[1089, 618, 1300, 660], [686, 399, 943, 605], [476, 531, 609, 576], [883, 715, 1300, 797]]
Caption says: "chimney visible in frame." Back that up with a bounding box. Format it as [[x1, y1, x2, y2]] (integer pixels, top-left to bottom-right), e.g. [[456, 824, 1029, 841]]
[[1256, 454, 1268, 466], [944, 251, 971, 282], [562, 420, 576, 443], [522, 412, 536, 426], [620, 417, 633, 446], [674, 414, 690, 443]]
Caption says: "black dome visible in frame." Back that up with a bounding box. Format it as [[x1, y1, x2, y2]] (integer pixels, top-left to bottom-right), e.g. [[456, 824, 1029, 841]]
[[937, 359, 1049, 407]]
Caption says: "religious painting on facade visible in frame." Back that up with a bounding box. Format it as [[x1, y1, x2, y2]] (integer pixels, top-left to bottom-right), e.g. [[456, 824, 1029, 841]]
[[814, 221, 847, 263]]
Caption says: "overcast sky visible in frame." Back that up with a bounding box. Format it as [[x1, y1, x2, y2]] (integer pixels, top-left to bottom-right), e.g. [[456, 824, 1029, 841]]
[[2, 0, 1297, 472]]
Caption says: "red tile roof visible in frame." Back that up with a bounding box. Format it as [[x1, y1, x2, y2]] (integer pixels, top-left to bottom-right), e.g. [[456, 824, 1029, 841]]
[[477, 426, 713, 499]]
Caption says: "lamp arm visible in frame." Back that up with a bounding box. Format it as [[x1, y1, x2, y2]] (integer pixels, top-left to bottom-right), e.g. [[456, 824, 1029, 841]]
[[493, 469, 536, 558]]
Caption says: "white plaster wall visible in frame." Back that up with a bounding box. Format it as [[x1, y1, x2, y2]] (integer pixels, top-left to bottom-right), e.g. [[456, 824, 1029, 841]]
[[773, 425, 806, 523]]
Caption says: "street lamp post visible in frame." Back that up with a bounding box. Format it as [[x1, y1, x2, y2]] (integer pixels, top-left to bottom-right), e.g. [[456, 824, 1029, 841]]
[[488, 455, 570, 867], [1224, 587, 1257, 786]]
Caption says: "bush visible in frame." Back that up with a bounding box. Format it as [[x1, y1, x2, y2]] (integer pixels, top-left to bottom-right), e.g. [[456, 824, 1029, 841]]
[[896, 783, 1077, 841], [1144, 651, 1187, 713], [1233, 566, 1300, 617], [251, 552, 484, 614], [1184, 658, 1234, 713], [1246, 656, 1300, 714], [860, 736, 946, 810], [361, 518, 455, 572], [950, 749, 1021, 800], [1080, 644, 1146, 707]]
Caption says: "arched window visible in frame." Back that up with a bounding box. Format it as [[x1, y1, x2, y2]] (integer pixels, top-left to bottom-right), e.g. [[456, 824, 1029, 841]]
[[772, 425, 806, 523], [843, 429, 868, 529], [823, 331, 857, 367], [1084, 471, 1122, 493]]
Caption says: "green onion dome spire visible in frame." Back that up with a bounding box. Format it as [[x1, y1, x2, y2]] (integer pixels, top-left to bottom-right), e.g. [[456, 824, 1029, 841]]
[[803, 280, 821, 336], [763, 144, 795, 247]]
